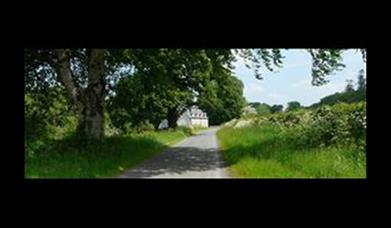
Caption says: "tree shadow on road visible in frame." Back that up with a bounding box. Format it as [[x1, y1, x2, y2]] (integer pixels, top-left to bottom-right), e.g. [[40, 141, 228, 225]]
[[119, 146, 229, 178]]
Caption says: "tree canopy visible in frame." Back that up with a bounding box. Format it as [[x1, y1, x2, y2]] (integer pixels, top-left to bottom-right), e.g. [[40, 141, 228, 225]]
[[249, 102, 272, 115], [198, 68, 246, 125], [108, 71, 193, 131], [25, 48, 366, 139], [310, 69, 366, 108], [271, 104, 284, 113], [286, 101, 302, 112]]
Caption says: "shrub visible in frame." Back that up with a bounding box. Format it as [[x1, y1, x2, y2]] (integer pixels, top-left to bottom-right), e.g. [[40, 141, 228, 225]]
[[134, 121, 155, 133], [241, 106, 258, 118], [217, 102, 367, 178], [25, 88, 75, 140], [237, 102, 366, 152], [176, 126, 193, 136]]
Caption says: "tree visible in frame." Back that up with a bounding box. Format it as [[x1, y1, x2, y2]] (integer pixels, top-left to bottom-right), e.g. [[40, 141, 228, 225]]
[[198, 69, 246, 125], [345, 79, 355, 92], [25, 86, 74, 139], [24, 49, 107, 139], [25, 48, 367, 139], [271, 104, 284, 113], [127, 49, 214, 128], [55, 49, 106, 139], [239, 49, 366, 86], [249, 102, 272, 115], [108, 72, 192, 131], [286, 101, 301, 112], [357, 69, 366, 91], [108, 74, 160, 131], [307, 49, 346, 85], [310, 69, 367, 107], [25, 49, 211, 137]]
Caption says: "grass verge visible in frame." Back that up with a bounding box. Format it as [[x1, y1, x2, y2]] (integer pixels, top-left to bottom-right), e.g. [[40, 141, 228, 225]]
[[217, 125, 366, 178], [25, 129, 191, 178]]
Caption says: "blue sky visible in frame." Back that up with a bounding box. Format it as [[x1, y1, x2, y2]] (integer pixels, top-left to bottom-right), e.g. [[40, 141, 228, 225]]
[[232, 49, 366, 107]]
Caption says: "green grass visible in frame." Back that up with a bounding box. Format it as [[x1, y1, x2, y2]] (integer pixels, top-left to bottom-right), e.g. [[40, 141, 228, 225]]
[[25, 129, 191, 178], [217, 125, 366, 178], [143, 129, 190, 146], [190, 126, 209, 134]]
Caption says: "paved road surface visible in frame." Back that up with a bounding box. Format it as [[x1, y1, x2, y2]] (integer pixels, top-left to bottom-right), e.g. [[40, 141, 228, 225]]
[[119, 126, 230, 178]]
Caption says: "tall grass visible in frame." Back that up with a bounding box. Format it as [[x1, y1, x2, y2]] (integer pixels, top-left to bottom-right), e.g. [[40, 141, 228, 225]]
[[25, 129, 192, 178], [217, 125, 366, 178]]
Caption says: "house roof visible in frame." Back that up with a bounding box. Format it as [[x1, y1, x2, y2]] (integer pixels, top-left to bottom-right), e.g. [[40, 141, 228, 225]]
[[189, 105, 207, 118]]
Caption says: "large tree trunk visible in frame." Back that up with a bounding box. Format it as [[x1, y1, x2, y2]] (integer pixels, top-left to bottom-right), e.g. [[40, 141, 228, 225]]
[[77, 49, 105, 139], [55, 49, 105, 140], [76, 89, 104, 139], [167, 108, 179, 129]]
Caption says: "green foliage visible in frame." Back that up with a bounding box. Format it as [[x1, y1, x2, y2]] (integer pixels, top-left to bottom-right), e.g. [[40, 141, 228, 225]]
[[108, 72, 193, 132], [198, 69, 246, 125], [240, 106, 258, 119], [311, 69, 366, 108], [286, 101, 301, 112], [261, 102, 366, 149], [249, 102, 272, 115], [357, 69, 366, 90], [175, 126, 193, 136], [217, 101, 366, 178], [25, 129, 191, 178], [189, 125, 209, 134], [25, 48, 366, 139], [134, 121, 156, 133], [345, 79, 355, 92], [234, 49, 284, 80], [270, 104, 284, 113], [25, 86, 75, 140], [25, 93, 48, 139], [308, 49, 346, 86], [218, 119, 366, 177], [312, 89, 366, 107]]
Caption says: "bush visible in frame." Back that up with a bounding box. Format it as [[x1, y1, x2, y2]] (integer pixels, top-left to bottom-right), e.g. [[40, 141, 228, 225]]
[[241, 106, 258, 118], [134, 121, 156, 133], [25, 93, 49, 139], [235, 102, 367, 153], [104, 112, 121, 136], [293, 103, 365, 150], [176, 126, 193, 136], [25, 88, 75, 140], [217, 102, 367, 178]]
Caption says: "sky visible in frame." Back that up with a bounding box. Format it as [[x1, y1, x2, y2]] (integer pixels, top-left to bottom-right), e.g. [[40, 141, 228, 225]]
[[232, 49, 366, 108]]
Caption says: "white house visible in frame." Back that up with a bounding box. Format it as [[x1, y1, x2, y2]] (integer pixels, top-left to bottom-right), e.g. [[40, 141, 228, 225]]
[[177, 105, 209, 128], [158, 105, 209, 129]]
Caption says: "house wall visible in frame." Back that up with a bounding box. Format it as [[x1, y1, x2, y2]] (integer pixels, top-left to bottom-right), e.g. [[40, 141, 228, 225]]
[[177, 110, 192, 127], [203, 118, 208, 127], [191, 118, 200, 126], [160, 107, 209, 129], [158, 119, 169, 129], [191, 118, 208, 127]]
